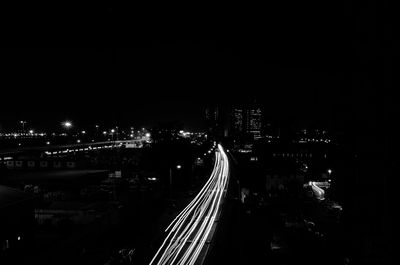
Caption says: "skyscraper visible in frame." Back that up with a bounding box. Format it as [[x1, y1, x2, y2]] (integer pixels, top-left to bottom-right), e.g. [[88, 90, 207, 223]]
[[246, 107, 262, 139], [232, 108, 244, 133], [205, 106, 223, 137], [231, 104, 263, 140]]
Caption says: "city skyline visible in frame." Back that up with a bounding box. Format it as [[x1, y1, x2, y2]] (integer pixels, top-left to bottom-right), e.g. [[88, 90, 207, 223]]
[[0, 3, 395, 265]]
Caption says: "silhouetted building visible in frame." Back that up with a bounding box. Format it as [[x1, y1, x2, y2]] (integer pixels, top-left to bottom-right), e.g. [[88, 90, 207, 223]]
[[0, 185, 35, 259], [205, 106, 224, 137]]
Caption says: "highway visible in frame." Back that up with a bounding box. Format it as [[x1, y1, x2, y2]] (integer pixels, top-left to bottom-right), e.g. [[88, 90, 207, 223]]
[[149, 144, 230, 265]]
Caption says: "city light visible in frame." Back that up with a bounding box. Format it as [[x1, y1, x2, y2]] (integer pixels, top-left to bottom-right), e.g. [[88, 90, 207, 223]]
[[327, 169, 332, 174], [29, 130, 34, 134], [62, 121, 72, 128], [176, 165, 182, 169]]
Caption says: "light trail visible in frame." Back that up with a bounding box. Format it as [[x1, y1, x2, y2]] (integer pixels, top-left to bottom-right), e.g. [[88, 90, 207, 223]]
[[310, 181, 325, 200], [150, 144, 230, 265]]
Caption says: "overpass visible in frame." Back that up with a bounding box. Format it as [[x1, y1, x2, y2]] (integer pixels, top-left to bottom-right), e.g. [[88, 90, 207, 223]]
[[0, 139, 145, 159]]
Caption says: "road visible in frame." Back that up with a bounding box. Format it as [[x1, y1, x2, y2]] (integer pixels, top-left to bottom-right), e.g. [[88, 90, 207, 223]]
[[149, 144, 230, 265]]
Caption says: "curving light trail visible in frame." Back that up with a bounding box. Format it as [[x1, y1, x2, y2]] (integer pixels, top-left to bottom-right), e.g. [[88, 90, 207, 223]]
[[149, 144, 230, 265], [310, 181, 325, 200]]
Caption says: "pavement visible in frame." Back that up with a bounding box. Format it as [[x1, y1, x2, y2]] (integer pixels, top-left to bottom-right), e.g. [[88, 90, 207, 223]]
[[148, 145, 230, 265]]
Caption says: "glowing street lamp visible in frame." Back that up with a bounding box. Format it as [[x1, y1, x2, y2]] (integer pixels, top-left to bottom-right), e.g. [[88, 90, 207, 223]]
[[20, 120, 27, 132], [62, 121, 72, 129], [169, 164, 182, 194], [327, 169, 332, 175], [110, 129, 116, 142]]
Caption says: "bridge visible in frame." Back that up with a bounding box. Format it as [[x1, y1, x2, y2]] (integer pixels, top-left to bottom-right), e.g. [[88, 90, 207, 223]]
[[0, 139, 146, 160]]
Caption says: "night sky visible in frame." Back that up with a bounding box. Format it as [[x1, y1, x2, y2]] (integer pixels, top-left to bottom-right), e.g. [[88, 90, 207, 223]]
[[0, 2, 395, 131]]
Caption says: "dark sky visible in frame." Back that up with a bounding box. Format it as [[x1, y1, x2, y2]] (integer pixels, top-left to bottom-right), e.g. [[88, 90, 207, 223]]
[[0, 2, 395, 131]]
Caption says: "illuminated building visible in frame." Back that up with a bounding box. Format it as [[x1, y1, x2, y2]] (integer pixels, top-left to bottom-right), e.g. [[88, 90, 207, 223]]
[[246, 107, 262, 139], [233, 108, 244, 133], [231, 105, 263, 140]]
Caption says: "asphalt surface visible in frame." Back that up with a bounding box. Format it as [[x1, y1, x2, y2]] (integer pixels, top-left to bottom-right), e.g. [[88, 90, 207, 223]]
[[148, 145, 229, 265]]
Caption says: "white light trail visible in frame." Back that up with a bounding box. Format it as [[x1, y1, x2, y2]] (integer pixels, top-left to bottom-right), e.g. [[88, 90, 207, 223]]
[[310, 181, 325, 200], [150, 144, 230, 265]]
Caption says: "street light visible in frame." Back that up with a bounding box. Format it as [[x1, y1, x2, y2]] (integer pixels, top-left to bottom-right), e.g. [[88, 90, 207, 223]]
[[169, 164, 182, 194], [20, 120, 27, 133], [327, 169, 332, 175], [62, 121, 72, 128]]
